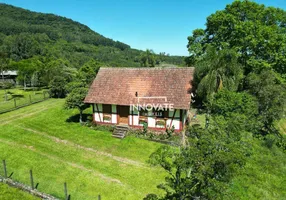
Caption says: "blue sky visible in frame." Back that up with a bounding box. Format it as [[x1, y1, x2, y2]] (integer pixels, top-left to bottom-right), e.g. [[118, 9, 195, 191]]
[[1, 0, 286, 56]]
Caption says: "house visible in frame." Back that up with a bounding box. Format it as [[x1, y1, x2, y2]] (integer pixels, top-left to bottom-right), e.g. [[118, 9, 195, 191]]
[[0, 70, 18, 84], [84, 67, 194, 132]]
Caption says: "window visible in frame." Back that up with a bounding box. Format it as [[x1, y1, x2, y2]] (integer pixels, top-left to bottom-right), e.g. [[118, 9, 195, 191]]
[[139, 110, 149, 117], [102, 104, 111, 114], [155, 110, 168, 119]]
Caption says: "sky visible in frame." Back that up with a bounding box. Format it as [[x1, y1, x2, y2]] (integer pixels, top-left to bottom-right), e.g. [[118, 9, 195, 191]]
[[1, 0, 286, 56]]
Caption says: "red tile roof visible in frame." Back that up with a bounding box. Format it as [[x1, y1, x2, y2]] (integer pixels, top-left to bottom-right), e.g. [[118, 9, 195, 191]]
[[84, 67, 194, 110]]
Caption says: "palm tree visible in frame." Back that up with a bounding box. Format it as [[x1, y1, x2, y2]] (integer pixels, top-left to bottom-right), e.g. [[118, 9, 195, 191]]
[[194, 46, 243, 102], [140, 49, 155, 67]]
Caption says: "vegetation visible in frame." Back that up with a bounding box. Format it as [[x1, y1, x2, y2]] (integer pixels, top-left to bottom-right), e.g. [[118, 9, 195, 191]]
[[0, 99, 166, 199], [187, 0, 286, 77], [0, 183, 38, 200], [0, 88, 48, 112], [1, 1, 286, 199], [0, 3, 185, 93], [147, 1, 286, 199], [193, 47, 243, 102], [65, 87, 89, 123]]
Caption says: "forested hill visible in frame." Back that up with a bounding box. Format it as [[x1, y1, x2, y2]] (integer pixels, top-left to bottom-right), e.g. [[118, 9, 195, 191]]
[[0, 3, 185, 70], [0, 4, 131, 50]]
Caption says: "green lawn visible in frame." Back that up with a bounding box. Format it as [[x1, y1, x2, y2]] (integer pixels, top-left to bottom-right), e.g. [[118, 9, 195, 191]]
[[0, 183, 39, 200], [189, 108, 286, 199], [0, 99, 165, 200], [0, 88, 48, 112], [227, 138, 286, 200], [277, 118, 286, 134]]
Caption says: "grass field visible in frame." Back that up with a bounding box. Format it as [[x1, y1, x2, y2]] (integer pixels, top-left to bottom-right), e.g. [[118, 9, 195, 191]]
[[0, 183, 39, 200], [277, 118, 286, 134], [0, 99, 285, 199], [0, 88, 48, 112], [0, 99, 166, 200]]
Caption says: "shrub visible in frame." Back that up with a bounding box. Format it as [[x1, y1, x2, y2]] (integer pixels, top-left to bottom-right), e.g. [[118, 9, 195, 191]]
[[86, 115, 93, 122], [166, 125, 175, 138], [143, 122, 148, 135]]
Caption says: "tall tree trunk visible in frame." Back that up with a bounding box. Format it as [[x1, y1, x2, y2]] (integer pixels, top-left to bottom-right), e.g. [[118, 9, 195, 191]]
[[1, 68, 4, 80], [79, 109, 83, 123], [24, 75, 26, 91], [4, 89, 7, 101]]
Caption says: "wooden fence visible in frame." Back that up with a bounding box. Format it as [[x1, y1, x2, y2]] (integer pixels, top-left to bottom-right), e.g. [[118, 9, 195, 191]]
[[0, 92, 50, 114], [1, 160, 102, 200]]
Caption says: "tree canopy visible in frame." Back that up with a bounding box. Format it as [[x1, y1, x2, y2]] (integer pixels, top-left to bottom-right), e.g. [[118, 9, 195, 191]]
[[148, 1, 286, 199], [64, 87, 89, 123], [187, 0, 286, 77]]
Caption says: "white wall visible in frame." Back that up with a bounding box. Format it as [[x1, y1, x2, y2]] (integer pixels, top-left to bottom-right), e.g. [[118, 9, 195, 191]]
[[111, 105, 117, 124], [130, 109, 139, 126], [93, 104, 187, 130], [148, 116, 156, 128], [166, 109, 181, 130], [94, 104, 103, 122]]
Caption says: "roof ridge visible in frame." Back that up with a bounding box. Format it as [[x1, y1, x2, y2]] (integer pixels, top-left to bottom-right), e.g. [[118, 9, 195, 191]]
[[100, 67, 194, 70]]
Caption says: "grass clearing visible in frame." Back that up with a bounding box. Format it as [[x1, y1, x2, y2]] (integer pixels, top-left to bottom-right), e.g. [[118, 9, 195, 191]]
[[227, 138, 286, 200], [0, 183, 39, 200], [0, 99, 166, 199], [277, 118, 286, 134], [1, 99, 284, 199], [0, 88, 48, 112]]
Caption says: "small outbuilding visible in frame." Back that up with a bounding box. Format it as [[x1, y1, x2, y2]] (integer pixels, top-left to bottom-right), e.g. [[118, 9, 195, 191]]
[[84, 67, 194, 132], [0, 70, 17, 84]]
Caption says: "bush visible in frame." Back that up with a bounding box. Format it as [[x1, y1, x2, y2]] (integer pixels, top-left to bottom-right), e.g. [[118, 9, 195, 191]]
[[86, 115, 93, 123], [93, 124, 115, 132], [143, 122, 148, 135], [166, 125, 175, 138], [0, 82, 13, 89], [264, 134, 277, 149]]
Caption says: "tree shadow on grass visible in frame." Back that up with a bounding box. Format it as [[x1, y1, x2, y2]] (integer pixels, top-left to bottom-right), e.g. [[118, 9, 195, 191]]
[[66, 113, 92, 123], [11, 94, 24, 99]]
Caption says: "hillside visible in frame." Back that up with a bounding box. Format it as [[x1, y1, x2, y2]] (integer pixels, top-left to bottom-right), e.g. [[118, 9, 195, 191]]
[[0, 3, 185, 69]]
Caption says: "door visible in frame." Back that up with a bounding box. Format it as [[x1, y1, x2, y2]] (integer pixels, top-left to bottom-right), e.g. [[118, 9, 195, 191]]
[[118, 106, 129, 124]]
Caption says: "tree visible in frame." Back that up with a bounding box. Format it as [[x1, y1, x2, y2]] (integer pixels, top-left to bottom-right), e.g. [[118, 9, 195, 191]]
[[146, 125, 248, 200], [244, 70, 286, 133], [41, 58, 75, 86], [65, 87, 90, 123], [49, 76, 67, 98], [187, 0, 286, 76], [11, 57, 42, 89], [208, 89, 261, 134], [194, 46, 243, 102], [3, 33, 40, 61], [0, 82, 13, 101], [0, 52, 9, 80], [78, 59, 101, 86], [140, 49, 156, 67]]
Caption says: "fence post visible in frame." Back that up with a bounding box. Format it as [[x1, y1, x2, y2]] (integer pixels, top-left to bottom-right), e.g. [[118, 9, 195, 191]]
[[14, 99, 16, 108], [2, 160, 7, 178], [98, 195, 101, 200], [64, 182, 68, 200], [29, 95, 32, 103], [30, 169, 34, 190]]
